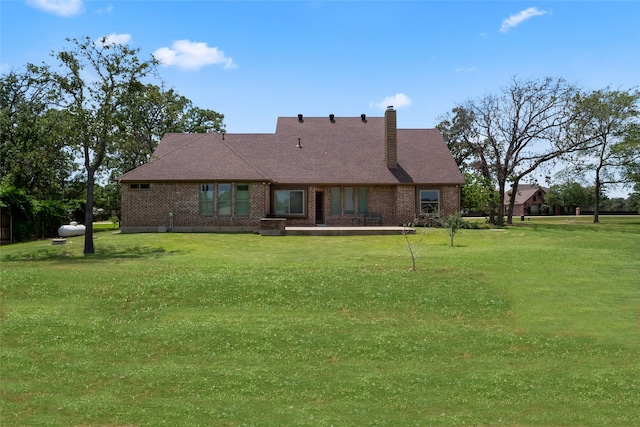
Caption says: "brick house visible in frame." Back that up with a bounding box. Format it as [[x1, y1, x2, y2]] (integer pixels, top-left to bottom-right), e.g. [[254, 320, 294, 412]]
[[505, 184, 549, 216], [118, 107, 465, 233]]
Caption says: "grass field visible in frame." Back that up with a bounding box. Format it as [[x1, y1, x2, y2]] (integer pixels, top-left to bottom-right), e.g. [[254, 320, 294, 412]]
[[1, 216, 639, 426]]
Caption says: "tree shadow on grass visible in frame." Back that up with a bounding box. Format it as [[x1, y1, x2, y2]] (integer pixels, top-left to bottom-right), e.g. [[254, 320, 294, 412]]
[[2, 244, 180, 262]]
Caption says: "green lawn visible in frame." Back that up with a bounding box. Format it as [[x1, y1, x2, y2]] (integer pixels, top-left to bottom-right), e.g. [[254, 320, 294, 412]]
[[1, 217, 639, 426]]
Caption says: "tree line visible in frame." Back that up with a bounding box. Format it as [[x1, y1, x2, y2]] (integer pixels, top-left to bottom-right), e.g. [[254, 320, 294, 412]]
[[437, 77, 640, 225], [1, 37, 224, 252], [2, 37, 639, 252]]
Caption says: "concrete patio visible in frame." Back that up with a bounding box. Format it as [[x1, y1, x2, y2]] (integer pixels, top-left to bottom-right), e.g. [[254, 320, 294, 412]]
[[283, 226, 413, 236]]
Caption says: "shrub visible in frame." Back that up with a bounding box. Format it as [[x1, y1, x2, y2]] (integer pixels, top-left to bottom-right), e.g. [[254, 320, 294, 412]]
[[0, 185, 35, 242], [34, 199, 68, 238]]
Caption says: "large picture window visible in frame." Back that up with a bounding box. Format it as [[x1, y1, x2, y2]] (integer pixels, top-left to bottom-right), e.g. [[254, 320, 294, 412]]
[[275, 189, 304, 215], [419, 190, 439, 214], [329, 186, 368, 215], [200, 184, 214, 216], [200, 182, 249, 217]]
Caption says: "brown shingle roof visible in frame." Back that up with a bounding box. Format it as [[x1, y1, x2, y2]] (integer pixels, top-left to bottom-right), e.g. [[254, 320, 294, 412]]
[[505, 185, 548, 205], [119, 115, 465, 186]]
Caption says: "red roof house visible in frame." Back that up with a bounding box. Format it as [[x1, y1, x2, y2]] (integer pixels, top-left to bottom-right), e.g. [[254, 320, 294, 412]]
[[118, 107, 465, 233]]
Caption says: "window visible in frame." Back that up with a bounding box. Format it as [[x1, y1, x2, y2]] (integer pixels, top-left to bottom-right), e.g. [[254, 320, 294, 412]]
[[419, 190, 439, 214], [344, 187, 355, 214], [218, 183, 232, 216], [330, 186, 368, 215], [275, 190, 304, 215], [199, 182, 249, 217], [129, 183, 150, 189], [357, 188, 368, 214], [200, 184, 214, 216], [236, 183, 250, 216], [330, 187, 341, 215]]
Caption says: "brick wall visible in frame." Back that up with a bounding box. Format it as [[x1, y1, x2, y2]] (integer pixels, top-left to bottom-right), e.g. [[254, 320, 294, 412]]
[[121, 182, 461, 232], [396, 186, 416, 225], [441, 185, 461, 215], [315, 185, 398, 227], [121, 182, 266, 232]]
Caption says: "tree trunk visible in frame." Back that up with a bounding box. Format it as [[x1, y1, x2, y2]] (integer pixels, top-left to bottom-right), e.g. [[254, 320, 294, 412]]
[[487, 190, 497, 224], [593, 179, 601, 224], [84, 170, 95, 255], [496, 182, 506, 226], [506, 181, 519, 225]]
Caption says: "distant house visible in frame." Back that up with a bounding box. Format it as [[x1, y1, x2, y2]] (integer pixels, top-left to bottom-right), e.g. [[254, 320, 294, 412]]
[[118, 107, 466, 233], [505, 185, 549, 216]]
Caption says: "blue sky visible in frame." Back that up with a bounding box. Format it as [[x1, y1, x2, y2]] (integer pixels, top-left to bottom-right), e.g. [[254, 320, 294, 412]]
[[1, 0, 639, 135]]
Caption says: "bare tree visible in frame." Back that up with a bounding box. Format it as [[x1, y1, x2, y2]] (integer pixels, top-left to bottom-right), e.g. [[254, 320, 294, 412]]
[[459, 77, 584, 225], [401, 222, 428, 271]]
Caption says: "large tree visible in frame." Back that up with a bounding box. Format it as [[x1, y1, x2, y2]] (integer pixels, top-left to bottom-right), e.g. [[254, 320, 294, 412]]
[[111, 84, 225, 177], [51, 36, 157, 254], [436, 106, 477, 168], [2, 37, 225, 243], [437, 108, 499, 222], [0, 66, 75, 199], [562, 88, 640, 222], [545, 181, 593, 214], [460, 171, 499, 218], [455, 77, 583, 225]]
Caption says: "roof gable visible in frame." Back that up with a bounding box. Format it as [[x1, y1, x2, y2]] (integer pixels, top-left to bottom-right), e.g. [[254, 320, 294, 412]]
[[119, 133, 271, 182], [505, 185, 548, 205]]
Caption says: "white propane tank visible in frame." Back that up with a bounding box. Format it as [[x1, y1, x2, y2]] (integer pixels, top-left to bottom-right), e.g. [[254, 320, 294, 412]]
[[58, 221, 86, 237]]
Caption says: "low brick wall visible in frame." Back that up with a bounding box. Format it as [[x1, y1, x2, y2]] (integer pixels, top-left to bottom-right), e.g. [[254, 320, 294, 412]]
[[259, 218, 287, 236]]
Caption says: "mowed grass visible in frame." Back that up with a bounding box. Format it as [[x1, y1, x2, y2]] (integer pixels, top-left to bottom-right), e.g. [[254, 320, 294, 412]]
[[1, 217, 638, 426]]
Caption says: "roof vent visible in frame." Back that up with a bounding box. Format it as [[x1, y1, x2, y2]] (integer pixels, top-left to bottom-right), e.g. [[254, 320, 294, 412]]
[[298, 114, 304, 123], [329, 114, 335, 123], [386, 105, 394, 111], [361, 114, 367, 123]]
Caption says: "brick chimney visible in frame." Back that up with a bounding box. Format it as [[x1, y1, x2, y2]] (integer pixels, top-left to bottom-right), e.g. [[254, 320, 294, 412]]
[[385, 106, 397, 169]]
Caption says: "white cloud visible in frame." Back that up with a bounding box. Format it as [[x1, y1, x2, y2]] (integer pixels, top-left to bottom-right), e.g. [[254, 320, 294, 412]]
[[96, 4, 113, 14], [95, 33, 131, 46], [455, 67, 476, 73], [153, 40, 236, 71], [371, 93, 412, 110], [26, 0, 84, 17], [500, 7, 549, 33]]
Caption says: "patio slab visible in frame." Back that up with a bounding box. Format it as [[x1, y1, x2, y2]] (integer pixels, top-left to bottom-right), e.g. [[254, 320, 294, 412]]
[[283, 226, 413, 236]]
